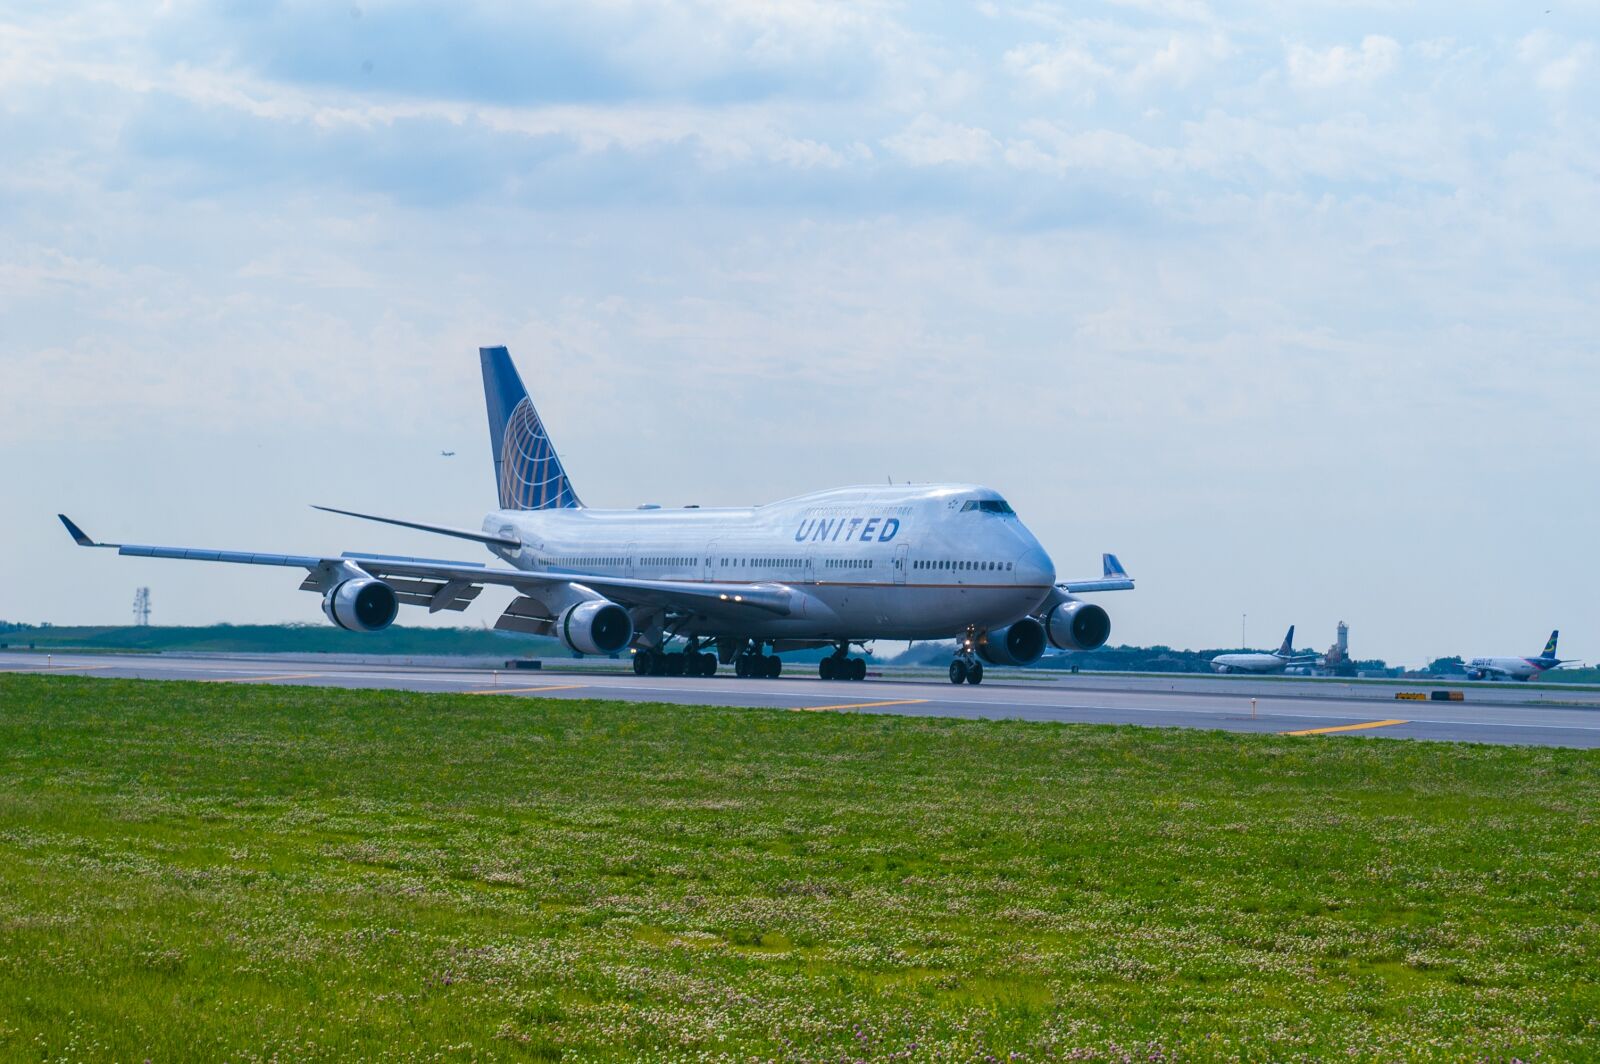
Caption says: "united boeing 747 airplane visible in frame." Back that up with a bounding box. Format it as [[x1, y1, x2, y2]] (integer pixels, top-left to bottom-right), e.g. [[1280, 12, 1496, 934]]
[[61, 347, 1133, 685]]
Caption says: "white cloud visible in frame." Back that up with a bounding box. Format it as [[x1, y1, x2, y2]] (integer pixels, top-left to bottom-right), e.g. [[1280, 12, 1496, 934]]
[[1005, 121, 1177, 177], [1516, 31, 1594, 93], [1127, 31, 1234, 88], [1286, 34, 1400, 90], [5, 2, 1600, 658], [1003, 39, 1112, 101], [882, 114, 999, 166]]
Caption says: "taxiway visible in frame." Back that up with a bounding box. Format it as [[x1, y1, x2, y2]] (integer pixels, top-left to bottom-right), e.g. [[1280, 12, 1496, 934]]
[[6, 651, 1600, 747]]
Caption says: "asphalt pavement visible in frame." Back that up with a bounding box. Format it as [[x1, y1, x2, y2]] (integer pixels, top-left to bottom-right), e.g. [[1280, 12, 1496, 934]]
[[8, 650, 1600, 747]]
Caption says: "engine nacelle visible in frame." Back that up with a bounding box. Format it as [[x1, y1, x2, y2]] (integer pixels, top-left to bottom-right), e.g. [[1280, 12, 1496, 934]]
[[321, 578, 399, 632], [977, 617, 1048, 667], [1043, 599, 1111, 652], [557, 600, 633, 656]]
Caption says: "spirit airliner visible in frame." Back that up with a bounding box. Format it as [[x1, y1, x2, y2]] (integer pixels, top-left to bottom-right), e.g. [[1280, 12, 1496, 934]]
[[1464, 631, 1571, 681], [61, 347, 1133, 685]]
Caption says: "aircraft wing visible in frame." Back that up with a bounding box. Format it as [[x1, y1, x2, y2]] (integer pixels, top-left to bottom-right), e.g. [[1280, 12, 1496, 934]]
[[1059, 553, 1135, 593], [58, 515, 796, 618]]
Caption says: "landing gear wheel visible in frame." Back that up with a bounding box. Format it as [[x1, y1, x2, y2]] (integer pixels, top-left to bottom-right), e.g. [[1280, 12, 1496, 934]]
[[966, 661, 984, 685], [734, 656, 750, 678], [819, 657, 837, 680], [633, 650, 653, 676], [700, 653, 717, 677], [851, 657, 866, 681], [664, 652, 684, 677], [949, 659, 968, 685], [765, 656, 782, 679]]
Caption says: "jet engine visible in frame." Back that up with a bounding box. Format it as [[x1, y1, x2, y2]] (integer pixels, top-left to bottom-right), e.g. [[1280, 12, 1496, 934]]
[[557, 600, 634, 656], [322, 578, 399, 632], [977, 617, 1048, 667], [1043, 599, 1111, 652]]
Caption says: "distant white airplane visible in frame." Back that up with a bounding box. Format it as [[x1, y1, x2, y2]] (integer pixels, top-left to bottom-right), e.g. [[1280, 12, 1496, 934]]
[[440, 450, 455, 457], [60, 346, 1133, 686], [1464, 630, 1572, 681], [1210, 625, 1320, 675]]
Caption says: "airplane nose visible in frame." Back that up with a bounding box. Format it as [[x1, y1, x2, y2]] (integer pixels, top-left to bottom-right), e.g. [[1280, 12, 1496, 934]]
[[1014, 547, 1055, 587]]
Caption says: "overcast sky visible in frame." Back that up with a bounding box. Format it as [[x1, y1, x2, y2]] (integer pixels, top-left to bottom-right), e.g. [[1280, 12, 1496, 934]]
[[4, 1, 1597, 664]]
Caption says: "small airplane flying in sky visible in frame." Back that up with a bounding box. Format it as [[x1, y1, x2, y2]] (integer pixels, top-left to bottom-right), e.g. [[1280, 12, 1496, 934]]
[[440, 450, 455, 457], [1464, 630, 1572, 681], [61, 347, 1132, 685], [1210, 625, 1320, 675]]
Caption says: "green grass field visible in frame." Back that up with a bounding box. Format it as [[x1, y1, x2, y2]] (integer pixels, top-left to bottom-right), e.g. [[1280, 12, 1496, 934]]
[[2, 676, 1598, 1062]]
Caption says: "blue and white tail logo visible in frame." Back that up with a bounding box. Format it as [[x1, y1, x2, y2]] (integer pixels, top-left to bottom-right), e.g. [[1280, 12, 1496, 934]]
[[480, 346, 583, 511]]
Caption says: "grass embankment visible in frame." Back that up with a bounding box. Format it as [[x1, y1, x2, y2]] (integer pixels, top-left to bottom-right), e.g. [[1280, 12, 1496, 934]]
[[1, 676, 1597, 1062]]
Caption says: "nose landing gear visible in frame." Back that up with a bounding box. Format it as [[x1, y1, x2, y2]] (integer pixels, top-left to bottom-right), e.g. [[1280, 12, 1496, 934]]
[[949, 627, 984, 685], [947, 658, 984, 684]]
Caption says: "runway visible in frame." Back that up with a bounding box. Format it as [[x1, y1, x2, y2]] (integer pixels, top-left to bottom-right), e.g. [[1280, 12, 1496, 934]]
[[6, 650, 1600, 748]]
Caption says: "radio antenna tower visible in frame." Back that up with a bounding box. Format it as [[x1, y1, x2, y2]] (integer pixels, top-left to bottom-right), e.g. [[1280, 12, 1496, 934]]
[[132, 587, 151, 627]]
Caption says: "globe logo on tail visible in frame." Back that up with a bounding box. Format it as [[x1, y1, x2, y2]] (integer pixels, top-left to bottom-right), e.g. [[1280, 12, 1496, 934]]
[[499, 398, 582, 510]]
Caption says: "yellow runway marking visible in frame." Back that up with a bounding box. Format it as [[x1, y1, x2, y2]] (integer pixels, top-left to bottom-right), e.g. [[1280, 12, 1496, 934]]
[[201, 673, 325, 684], [1283, 718, 1408, 736], [467, 684, 588, 696], [797, 698, 929, 713], [0, 664, 109, 673]]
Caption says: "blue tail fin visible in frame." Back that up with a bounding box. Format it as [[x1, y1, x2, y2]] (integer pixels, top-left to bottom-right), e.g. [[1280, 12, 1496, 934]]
[[479, 346, 583, 511], [1278, 625, 1295, 656], [1544, 630, 1560, 659]]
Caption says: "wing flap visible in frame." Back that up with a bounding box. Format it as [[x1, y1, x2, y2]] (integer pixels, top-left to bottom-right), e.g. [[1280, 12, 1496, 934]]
[[495, 596, 555, 636]]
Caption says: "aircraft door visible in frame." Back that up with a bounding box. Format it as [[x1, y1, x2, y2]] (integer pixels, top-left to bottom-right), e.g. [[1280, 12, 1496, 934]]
[[704, 541, 717, 583], [893, 543, 908, 585], [625, 542, 637, 579]]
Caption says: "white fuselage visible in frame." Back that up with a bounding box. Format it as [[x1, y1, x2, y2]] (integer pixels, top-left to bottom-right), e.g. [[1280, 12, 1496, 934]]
[[1210, 652, 1298, 675], [480, 483, 1057, 641], [1465, 656, 1550, 681]]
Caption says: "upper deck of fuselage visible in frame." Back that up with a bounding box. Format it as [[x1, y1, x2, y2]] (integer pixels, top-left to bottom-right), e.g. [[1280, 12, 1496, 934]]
[[482, 481, 1054, 587], [486, 483, 1012, 533]]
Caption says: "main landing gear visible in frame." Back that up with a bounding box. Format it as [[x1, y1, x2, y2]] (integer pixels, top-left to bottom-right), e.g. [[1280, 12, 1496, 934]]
[[819, 645, 868, 682], [735, 645, 781, 679], [633, 646, 718, 677]]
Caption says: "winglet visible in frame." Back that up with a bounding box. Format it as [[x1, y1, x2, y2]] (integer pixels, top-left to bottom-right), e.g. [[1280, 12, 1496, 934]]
[[58, 514, 106, 548]]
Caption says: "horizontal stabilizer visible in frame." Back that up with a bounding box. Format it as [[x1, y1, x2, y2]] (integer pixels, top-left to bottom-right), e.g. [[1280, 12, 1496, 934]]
[[1059, 553, 1135, 593]]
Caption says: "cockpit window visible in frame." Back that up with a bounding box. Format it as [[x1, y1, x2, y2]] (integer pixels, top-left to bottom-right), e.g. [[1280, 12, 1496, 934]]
[[960, 499, 1015, 515]]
